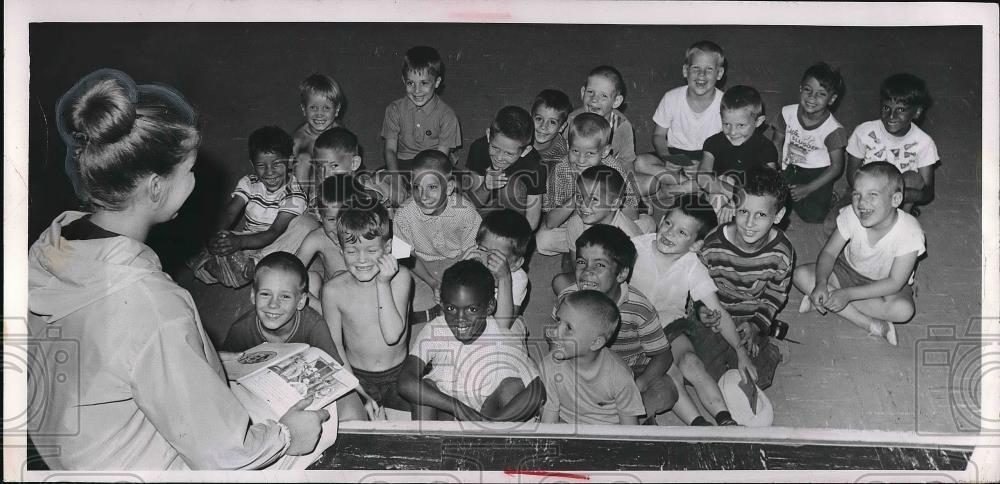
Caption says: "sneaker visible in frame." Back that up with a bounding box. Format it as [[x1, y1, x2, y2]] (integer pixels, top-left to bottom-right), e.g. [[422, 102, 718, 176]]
[[868, 320, 898, 346], [716, 416, 739, 426]]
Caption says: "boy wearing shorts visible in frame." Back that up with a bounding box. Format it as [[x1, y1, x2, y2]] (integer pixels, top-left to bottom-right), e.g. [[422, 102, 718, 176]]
[[794, 162, 925, 345]]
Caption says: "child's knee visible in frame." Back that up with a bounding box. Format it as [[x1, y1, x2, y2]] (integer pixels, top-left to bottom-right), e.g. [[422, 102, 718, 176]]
[[886, 296, 916, 323], [678, 352, 704, 375], [792, 264, 817, 288], [535, 227, 568, 256]]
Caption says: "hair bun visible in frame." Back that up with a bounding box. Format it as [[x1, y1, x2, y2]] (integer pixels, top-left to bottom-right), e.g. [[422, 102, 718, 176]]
[[57, 69, 141, 148]]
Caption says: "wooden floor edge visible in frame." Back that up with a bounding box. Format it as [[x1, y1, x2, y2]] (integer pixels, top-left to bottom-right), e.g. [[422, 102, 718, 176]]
[[336, 420, 982, 449]]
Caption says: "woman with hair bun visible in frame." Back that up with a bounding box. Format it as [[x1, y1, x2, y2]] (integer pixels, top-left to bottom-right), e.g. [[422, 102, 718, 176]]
[[28, 69, 330, 470]]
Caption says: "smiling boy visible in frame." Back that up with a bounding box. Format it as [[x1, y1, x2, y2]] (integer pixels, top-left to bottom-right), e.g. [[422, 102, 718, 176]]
[[793, 162, 925, 345], [696, 168, 793, 389]]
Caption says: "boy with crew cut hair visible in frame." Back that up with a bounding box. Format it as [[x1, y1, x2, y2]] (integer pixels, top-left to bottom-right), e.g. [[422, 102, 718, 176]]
[[381, 46, 462, 178], [694, 85, 779, 223], [541, 290, 646, 425], [532, 90, 573, 208], [845, 73, 939, 216], [399, 260, 545, 421], [794, 162, 925, 345], [322, 203, 414, 413], [463, 209, 533, 329], [394, 150, 482, 324], [552, 224, 678, 424], [697, 167, 793, 390], [466, 105, 547, 229], [293, 74, 345, 185], [220, 251, 367, 421], [773, 62, 848, 224], [565, 66, 637, 168], [635, 40, 726, 207], [538, 113, 652, 257]]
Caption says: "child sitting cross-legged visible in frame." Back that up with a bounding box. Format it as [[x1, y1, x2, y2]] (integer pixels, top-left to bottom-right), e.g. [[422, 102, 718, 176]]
[[219, 251, 366, 421], [552, 225, 678, 424], [630, 194, 752, 426], [398, 260, 545, 421], [793, 162, 925, 345], [191, 126, 308, 287], [322, 201, 414, 415], [541, 290, 647, 425]]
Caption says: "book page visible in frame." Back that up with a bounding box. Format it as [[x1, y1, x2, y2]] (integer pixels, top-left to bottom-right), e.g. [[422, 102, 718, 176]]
[[223, 342, 309, 381], [237, 347, 359, 416]]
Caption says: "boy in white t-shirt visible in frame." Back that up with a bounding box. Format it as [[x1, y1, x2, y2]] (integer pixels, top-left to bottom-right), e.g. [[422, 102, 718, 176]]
[[398, 260, 544, 421], [635, 40, 726, 207], [772, 63, 849, 224], [794, 162, 926, 345], [845, 73, 939, 216], [630, 194, 751, 426]]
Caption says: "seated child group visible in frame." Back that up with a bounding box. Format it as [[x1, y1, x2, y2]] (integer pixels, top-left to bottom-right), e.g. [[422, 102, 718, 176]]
[[195, 41, 936, 426]]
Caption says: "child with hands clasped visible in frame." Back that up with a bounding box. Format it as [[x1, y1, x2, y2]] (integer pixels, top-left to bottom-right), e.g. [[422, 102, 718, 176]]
[[321, 202, 414, 414], [630, 194, 751, 426], [772, 63, 848, 223], [398, 260, 545, 421], [192, 126, 308, 287], [466, 105, 546, 229], [793, 162, 925, 345], [552, 225, 679, 424], [697, 168, 794, 389], [541, 290, 647, 425], [696, 85, 778, 223]]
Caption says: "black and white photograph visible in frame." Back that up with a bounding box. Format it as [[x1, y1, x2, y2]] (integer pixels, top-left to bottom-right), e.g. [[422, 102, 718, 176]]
[[4, 0, 998, 482]]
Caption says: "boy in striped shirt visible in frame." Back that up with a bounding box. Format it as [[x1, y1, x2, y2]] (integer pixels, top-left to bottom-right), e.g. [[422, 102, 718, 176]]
[[552, 224, 678, 424], [696, 167, 794, 389]]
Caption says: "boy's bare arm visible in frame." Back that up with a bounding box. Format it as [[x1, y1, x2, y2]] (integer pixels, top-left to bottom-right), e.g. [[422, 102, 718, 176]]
[[832, 252, 919, 305], [845, 154, 864, 188], [295, 229, 323, 268], [482, 377, 545, 422], [525, 194, 542, 231], [397, 355, 482, 419], [651, 125, 671, 159], [543, 206, 574, 229], [702, 294, 757, 377], [384, 137, 400, 172], [904, 165, 935, 205], [229, 211, 296, 251], [321, 279, 352, 372], [376, 263, 411, 346], [216, 196, 248, 232]]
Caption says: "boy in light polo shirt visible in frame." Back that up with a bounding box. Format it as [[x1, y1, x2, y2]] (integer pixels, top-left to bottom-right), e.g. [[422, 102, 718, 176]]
[[381, 46, 462, 177]]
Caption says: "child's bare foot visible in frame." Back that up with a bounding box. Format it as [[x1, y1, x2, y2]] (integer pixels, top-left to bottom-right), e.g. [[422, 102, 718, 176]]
[[868, 320, 898, 346], [798, 296, 813, 313]]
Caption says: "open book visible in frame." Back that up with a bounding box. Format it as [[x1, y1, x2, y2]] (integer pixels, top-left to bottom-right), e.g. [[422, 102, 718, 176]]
[[224, 342, 359, 419]]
